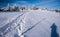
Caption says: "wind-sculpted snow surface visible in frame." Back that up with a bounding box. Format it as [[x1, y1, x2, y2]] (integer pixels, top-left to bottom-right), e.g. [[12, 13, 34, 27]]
[[23, 11, 60, 37], [0, 12, 27, 37], [0, 11, 60, 37]]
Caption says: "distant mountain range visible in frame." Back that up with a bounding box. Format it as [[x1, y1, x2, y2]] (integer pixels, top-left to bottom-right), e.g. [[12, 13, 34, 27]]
[[0, 3, 60, 12]]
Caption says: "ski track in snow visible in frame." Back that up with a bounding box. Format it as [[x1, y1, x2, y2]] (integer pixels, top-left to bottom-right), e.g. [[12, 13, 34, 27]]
[[23, 11, 60, 37], [0, 11, 60, 37]]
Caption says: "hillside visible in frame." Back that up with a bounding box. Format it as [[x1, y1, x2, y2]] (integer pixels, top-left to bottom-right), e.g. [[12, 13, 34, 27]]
[[0, 11, 60, 37]]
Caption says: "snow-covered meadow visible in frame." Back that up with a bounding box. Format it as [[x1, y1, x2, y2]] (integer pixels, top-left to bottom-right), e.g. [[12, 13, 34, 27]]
[[0, 11, 60, 37], [23, 11, 60, 37]]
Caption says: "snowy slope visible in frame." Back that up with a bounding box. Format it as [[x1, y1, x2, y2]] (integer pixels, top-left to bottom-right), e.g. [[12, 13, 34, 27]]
[[0, 12, 26, 37], [0, 11, 60, 37], [22, 11, 60, 37], [0, 12, 24, 28]]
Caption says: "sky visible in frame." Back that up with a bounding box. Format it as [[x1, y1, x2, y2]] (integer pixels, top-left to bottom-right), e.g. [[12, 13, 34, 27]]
[[0, 0, 60, 10]]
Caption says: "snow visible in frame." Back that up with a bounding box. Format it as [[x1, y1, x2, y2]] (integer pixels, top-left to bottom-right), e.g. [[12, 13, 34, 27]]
[[0, 12, 26, 37], [23, 11, 60, 37], [0, 11, 60, 37], [0, 12, 23, 28]]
